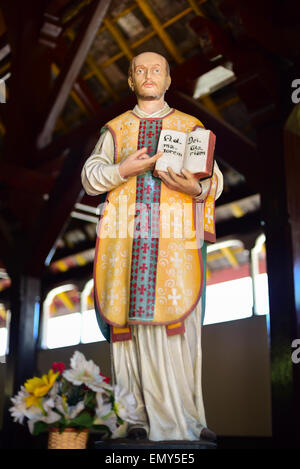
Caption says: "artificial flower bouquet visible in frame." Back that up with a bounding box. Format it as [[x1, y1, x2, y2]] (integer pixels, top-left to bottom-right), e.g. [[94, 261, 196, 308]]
[[9, 351, 138, 439]]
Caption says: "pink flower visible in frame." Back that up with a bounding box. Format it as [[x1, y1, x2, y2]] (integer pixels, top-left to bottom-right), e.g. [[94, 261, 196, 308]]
[[52, 362, 66, 375]]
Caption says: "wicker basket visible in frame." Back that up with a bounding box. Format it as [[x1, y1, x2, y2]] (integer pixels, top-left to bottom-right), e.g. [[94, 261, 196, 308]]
[[48, 428, 88, 449]]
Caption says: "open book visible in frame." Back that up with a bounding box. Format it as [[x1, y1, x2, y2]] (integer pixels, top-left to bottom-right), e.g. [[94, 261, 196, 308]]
[[153, 127, 216, 179]]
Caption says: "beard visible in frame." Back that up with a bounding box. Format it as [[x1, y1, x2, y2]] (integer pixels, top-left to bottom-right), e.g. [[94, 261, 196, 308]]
[[135, 91, 163, 100], [133, 81, 166, 101]]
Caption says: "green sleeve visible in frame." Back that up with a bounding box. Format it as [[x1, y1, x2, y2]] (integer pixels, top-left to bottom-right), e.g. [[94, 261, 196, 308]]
[[100, 126, 108, 136]]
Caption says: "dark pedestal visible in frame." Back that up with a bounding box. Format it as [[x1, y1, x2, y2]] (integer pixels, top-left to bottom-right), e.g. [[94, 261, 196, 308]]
[[94, 438, 217, 450]]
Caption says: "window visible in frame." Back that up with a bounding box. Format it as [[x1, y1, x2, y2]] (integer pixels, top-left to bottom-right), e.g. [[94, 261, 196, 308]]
[[251, 234, 269, 316], [203, 236, 269, 325], [41, 236, 270, 347], [42, 284, 81, 349], [0, 303, 10, 359], [204, 276, 253, 325], [42, 281, 105, 349], [203, 239, 253, 325], [81, 279, 105, 344], [193, 64, 236, 99]]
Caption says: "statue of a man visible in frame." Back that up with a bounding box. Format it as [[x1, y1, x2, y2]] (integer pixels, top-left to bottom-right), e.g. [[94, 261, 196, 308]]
[[81, 52, 223, 442]]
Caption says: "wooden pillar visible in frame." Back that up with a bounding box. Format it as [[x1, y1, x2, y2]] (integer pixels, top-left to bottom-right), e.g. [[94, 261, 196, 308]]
[[284, 104, 300, 440], [258, 115, 300, 447], [2, 274, 42, 448], [284, 104, 300, 329]]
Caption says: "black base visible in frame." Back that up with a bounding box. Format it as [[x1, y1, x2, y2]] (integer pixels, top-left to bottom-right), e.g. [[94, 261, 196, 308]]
[[94, 438, 217, 450]]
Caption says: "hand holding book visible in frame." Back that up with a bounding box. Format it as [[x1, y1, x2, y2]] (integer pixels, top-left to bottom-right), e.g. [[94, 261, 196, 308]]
[[156, 166, 202, 198], [153, 127, 216, 180]]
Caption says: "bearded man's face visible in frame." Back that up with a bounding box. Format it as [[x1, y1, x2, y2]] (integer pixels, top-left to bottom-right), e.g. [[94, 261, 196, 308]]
[[128, 52, 171, 101]]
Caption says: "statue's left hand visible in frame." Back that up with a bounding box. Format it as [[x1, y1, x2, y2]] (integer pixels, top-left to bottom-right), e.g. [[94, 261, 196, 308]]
[[157, 167, 202, 197]]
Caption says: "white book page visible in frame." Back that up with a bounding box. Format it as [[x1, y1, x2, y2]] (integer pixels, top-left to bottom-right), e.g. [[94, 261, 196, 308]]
[[155, 129, 187, 174], [183, 128, 210, 173]]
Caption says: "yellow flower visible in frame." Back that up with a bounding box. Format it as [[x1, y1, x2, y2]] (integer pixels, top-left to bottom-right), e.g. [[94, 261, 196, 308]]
[[24, 369, 58, 408], [24, 394, 42, 408]]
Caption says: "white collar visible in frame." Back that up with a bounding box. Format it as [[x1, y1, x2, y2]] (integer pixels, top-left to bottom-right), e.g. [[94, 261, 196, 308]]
[[133, 101, 171, 118]]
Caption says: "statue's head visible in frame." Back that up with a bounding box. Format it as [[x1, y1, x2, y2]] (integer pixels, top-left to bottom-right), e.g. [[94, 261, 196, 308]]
[[128, 51, 171, 101]]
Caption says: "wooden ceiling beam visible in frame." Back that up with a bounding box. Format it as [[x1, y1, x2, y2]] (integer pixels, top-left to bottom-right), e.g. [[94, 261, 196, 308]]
[[167, 90, 260, 191], [44, 0, 74, 19], [103, 15, 134, 60], [135, 0, 184, 64], [220, 0, 300, 61], [72, 78, 102, 116], [215, 183, 256, 206], [22, 92, 137, 275], [32, 51, 215, 168], [33, 92, 137, 168], [216, 210, 262, 239], [52, 35, 102, 115], [0, 162, 55, 195], [188, 11, 283, 127], [51, 62, 100, 117], [36, 0, 112, 150], [23, 140, 87, 276], [1, 1, 53, 165]]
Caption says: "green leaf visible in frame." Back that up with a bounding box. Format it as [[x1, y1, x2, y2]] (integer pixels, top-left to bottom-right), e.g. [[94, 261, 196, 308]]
[[56, 415, 67, 428], [84, 391, 96, 410], [33, 421, 49, 436], [67, 385, 82, 406], [71, 411, 94, 428], [116, 415, 124, 425]]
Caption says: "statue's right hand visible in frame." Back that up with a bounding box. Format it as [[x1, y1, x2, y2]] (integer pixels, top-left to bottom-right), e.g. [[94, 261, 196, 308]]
[[118, 147, 162, 179]]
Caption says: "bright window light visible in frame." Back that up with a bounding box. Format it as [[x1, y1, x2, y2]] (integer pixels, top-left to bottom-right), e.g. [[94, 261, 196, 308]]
[[81, 279, 105, 344], [255, 273, 269, 315], [204, 276, 253, 325], [0, 327, 8, 356], [81, 309, 105, 344], [42, 280, 106, 349], [46, 313, 81, 349], [193, 65, 236, 99], [42, 284, 81, 349]]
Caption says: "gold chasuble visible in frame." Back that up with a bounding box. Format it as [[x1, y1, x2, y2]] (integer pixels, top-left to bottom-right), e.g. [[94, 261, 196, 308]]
[[93, 109, 218, 341]]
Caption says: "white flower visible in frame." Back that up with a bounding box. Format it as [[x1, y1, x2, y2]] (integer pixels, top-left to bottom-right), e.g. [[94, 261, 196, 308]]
[[9, 387, 30, 424], [28, 396, 61, 434], [27, 408, 61, 435], [113, 385, 138, 424], [55, 395, 85, 419], [94, 392, 116, 434], [94, 412, 118, 435], [10, 386, 61, 434], [96, 392, 113, 418], [63, 351, 111, 392], [49, 381, 59, 400]]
